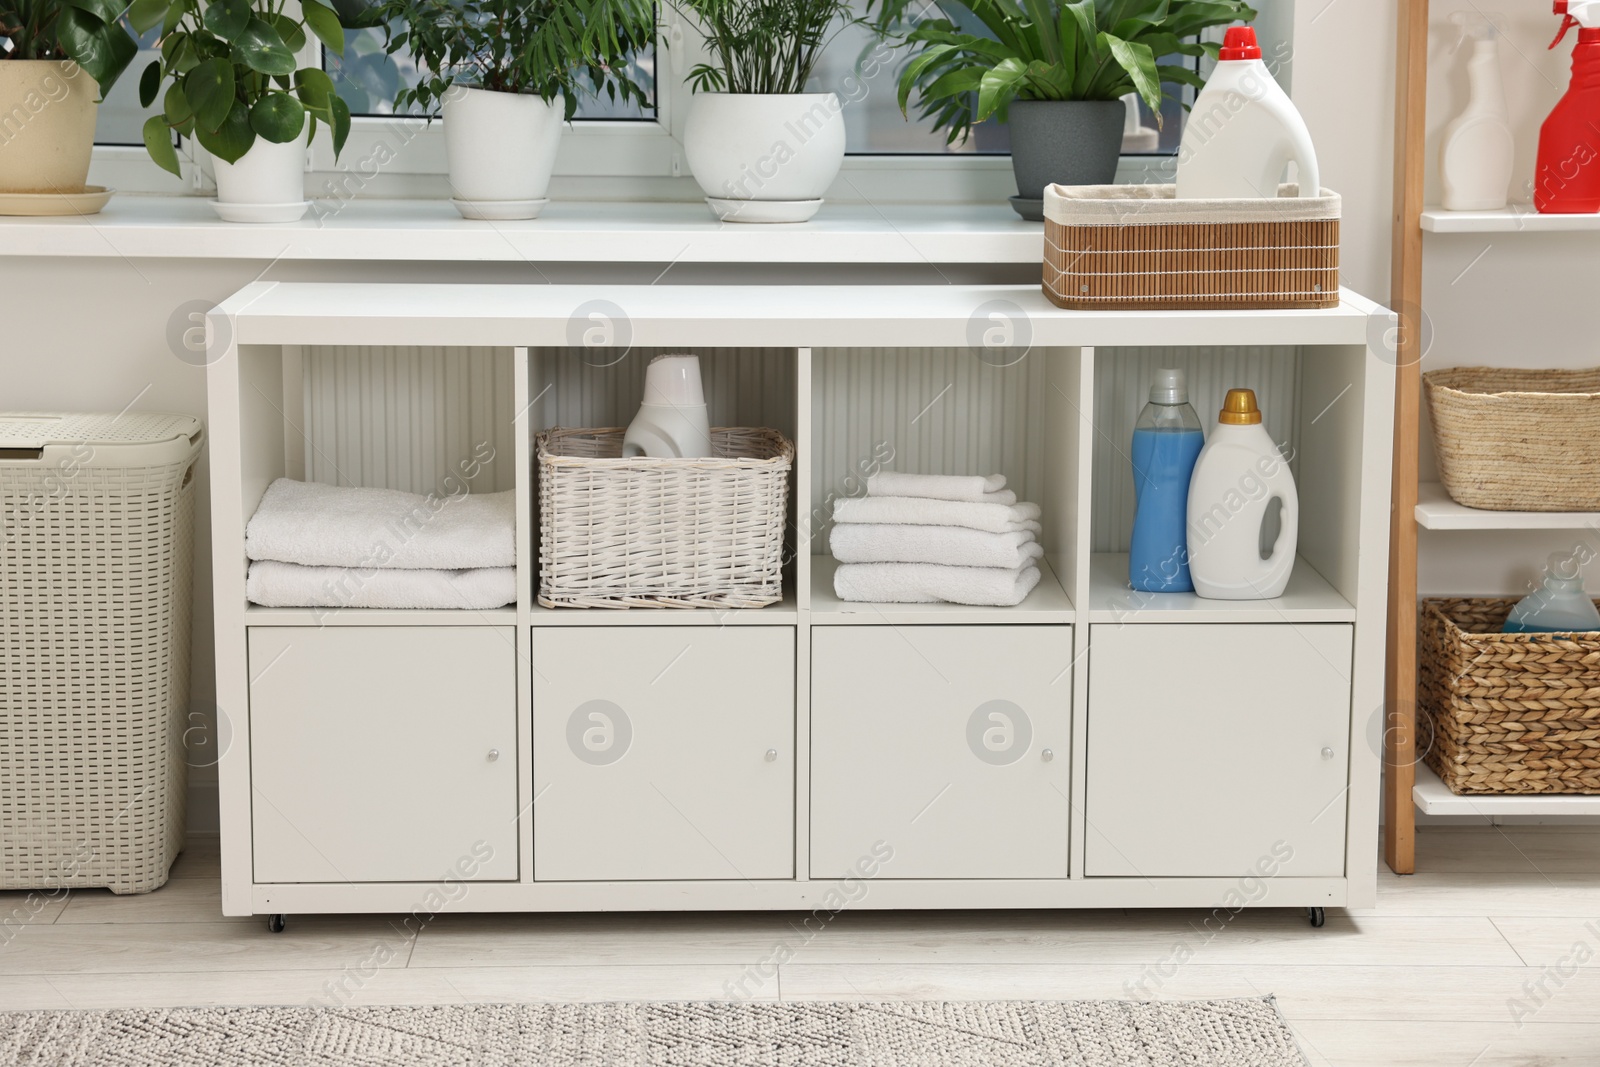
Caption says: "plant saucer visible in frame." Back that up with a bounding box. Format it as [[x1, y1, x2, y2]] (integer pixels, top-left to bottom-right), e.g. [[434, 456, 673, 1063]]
[[704, 197, 824, 224]]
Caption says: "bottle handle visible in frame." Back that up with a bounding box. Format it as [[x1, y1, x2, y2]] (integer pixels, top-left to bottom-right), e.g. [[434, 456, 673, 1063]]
[[1261, 491, 1301, 573]]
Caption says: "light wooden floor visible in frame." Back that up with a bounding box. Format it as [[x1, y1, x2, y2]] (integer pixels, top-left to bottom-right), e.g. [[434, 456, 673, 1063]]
[[3, 829, 1600, 1065]]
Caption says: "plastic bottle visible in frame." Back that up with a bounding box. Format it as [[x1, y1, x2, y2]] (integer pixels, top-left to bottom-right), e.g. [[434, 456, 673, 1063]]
[[1186, 388, 1299, 600], [1503, 552, 1600, 633], [1129, 369, 1205, 593], [1536, 0, 1600, 214], [1439, 19, 1514, 211], [622, 354, 714, 458], [1174, 26, 1321, 200]]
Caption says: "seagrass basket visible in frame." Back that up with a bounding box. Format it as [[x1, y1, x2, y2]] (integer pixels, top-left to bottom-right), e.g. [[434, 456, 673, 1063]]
[[1421, 598, 1600, 795], [536, 427, 792, 609], [1, 412, 202, 893], [1424, 367, 1600, 511], [1043, 183, 1341, 310]]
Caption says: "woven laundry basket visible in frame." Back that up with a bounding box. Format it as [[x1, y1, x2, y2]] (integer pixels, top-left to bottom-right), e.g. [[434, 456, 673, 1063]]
[[0, 412, 203, 893], [1043, 183, 1341, 310], [1420, 598, 1600, 795], [537, 427, 792, 609], [1424, 367, 1600, 511]]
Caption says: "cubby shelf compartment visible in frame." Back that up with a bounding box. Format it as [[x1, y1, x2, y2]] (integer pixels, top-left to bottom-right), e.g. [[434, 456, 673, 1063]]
[[1085, 554, 1356, 624], [810, 556, 1074, 625], [1413, 763, 1600, 816], [1415, 482, 1600, 531]]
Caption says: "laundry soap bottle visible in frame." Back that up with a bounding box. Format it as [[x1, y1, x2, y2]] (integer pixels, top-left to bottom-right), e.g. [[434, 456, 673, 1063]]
[[622, 354, 714, 458], [1503, 553, 1600, 633], [1537, 0, 1600, 213], [1129, 369, 1205, 593], [1186, 389, 1299, 600], [1174, 26, 1321, 200], [1439, 19, 1514, 211]]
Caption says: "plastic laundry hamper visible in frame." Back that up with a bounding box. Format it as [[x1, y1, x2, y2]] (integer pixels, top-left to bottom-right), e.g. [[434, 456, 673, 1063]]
[[0, 412, 203, 894]]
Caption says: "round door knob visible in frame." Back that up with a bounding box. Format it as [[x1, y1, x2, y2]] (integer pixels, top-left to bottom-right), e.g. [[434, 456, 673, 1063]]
[[764, 749, 778, 762], [1041, 748, 1054, 762], [1321, 747, 1335, 761], [487, 748, 500, 762]]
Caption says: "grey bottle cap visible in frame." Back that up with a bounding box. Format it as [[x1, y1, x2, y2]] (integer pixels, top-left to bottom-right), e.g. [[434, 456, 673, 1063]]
[[1150, 369, 1187, 404]]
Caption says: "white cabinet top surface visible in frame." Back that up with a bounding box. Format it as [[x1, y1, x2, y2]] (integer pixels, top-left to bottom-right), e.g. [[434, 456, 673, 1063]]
[[215, 281, 1384, 349]]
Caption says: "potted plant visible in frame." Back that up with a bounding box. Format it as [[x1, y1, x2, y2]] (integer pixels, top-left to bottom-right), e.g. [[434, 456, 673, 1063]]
[[377, 0, 654, 220], [133, 0, 353, 222], [672, 0, 861, 223], [0, 0, 137, 211], [883, 0, 1256, 219]]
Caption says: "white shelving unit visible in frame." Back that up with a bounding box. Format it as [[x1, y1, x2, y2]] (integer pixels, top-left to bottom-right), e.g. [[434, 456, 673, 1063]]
[[205, 282, 1393, 925]]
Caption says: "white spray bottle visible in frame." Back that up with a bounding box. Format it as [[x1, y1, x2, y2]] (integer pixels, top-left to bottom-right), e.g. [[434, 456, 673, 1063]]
[[1175, 26, 1321, 200], [1439, 15, 1514, 211]]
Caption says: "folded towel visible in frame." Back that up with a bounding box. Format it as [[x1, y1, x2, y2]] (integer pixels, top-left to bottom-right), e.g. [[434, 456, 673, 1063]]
[[867, 471, 1017, 506], [834, 562, 1042, 607], [247, 561, 517, 610], [833, 495, 1042, 535], [246, 478, 516, 570], [830, 523, 1044, 570]]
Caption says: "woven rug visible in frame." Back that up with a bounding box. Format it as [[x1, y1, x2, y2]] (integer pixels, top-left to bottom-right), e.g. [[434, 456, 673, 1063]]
[[0, 999, 1307, 1066]]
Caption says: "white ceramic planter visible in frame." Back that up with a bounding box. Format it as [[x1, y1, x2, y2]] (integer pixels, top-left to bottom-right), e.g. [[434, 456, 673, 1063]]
[[0, 60, 99, 195], [211, 128, 309, 223], [442, 87, 564, 220], [683, 93, 846, 223]]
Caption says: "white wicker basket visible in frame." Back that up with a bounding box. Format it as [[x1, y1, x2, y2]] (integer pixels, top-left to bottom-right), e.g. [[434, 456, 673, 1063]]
[[537, 427, 792, 609], [0, 412, 203, 894]]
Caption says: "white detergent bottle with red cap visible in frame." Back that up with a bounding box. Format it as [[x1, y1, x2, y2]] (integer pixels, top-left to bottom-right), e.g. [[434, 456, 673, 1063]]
[[1175, 26, 1321, 200]]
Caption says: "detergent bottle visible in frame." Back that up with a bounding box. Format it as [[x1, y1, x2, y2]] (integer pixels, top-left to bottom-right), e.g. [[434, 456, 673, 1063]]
[[1439, 17, 1515, 211], [1536, 0, 1600, 213], [1503, 552, 1600, 633], [1175, 26, 1321, 200], [1128, 369, 1205, 593]]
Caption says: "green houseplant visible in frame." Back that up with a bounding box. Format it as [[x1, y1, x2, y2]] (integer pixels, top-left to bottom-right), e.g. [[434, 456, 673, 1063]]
[[377, 0, 654, 219], [671, 0, 861, 222], [0, 0, 138, 204], [880, 0, 1256, 216], [131, 0, 352, 221]]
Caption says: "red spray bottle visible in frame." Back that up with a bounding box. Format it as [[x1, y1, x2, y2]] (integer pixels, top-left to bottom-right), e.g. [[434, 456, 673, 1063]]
[[1537, 0, 1600, 212]]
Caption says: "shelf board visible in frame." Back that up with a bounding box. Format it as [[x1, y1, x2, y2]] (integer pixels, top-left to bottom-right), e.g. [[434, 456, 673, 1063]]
[[528, 585, 800, 626], [244, 606, 519, 626], [1421, 205, 1600, 233], [809, 556, 1074, 625], [1413, 762, 1600, 815], [1415, 482, 1600, 531], [1084, 553, 1355, 624]]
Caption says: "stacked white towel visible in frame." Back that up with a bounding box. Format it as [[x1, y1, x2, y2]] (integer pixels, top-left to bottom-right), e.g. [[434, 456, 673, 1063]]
[[830, 472, 1042, 607], [244, 478, 517, 610]]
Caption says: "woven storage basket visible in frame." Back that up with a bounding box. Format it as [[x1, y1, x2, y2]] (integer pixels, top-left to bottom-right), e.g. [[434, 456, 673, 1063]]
[[537, 427, 792, 609], [1043, 183, 1341, 310], [1420, 598, 1600, 795], [1424, 366, 1600, 511], [1, 412, 202, 893]]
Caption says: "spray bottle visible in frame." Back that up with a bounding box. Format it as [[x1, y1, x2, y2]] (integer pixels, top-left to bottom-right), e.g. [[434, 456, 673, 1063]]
[[1536, 0, 1600, 213]]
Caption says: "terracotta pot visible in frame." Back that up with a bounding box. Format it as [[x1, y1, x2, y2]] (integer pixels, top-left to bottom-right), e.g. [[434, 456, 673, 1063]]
[[0, 60, 99, 194]]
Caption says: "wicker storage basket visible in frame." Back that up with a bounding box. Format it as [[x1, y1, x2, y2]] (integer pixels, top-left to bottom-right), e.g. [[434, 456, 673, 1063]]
[[1, 412, 203, 893], [1420, 598, 1600, 795], [1424, 367, 1600, 511], [1043, 183, 1341, 310], [537, 427, 792, 609]]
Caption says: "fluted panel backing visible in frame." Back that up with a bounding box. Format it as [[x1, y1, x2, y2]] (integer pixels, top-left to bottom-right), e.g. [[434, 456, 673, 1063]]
[[1092, 346, 1301, 554], [301, 347, 516, 494], [811, 348, 1046, 555]]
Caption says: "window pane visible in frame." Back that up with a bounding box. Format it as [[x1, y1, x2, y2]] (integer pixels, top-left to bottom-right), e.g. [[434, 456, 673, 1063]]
[[328, 27, 656, 119], [93, 24, 162, 146]]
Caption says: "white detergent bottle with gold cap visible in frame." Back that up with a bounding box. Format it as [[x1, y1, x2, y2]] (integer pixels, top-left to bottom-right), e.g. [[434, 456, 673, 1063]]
[[1186, 388, 1299, 600]]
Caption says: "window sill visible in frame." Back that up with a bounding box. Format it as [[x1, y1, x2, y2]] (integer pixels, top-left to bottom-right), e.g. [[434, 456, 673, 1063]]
[[0, 196, 1052, 264]]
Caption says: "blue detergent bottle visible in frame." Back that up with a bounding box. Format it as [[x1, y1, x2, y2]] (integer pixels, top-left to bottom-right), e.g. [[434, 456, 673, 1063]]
[[1130, 369, 1205, 592], [1503, 552, 1600, 634]]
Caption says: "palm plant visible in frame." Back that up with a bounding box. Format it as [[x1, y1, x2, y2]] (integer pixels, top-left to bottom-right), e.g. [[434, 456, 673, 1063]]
[[672, 0, 863, 94]]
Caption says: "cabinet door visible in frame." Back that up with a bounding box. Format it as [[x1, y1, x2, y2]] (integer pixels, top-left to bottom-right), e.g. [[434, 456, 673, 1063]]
[[531, 627, 794, 881], [249, 627, 518, 883], [1086, 623, 1352, 878], [810, 625, 1073, 880]]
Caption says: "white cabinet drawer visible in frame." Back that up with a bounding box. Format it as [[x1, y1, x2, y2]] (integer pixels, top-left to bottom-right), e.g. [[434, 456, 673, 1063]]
[[249, 627, 519, 884], [1086, 623, 1352, 878], [810, 625, 1073, 880], [531, 627, 795, 881]]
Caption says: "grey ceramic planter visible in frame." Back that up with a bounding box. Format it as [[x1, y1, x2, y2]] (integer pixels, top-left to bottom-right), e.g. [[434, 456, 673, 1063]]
[[1007, 99, 1126, 221]]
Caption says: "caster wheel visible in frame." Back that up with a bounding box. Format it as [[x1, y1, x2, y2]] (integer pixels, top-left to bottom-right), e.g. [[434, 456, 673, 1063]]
[[1306, 907, 1325, 928], [267, 914, 286, 934]]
